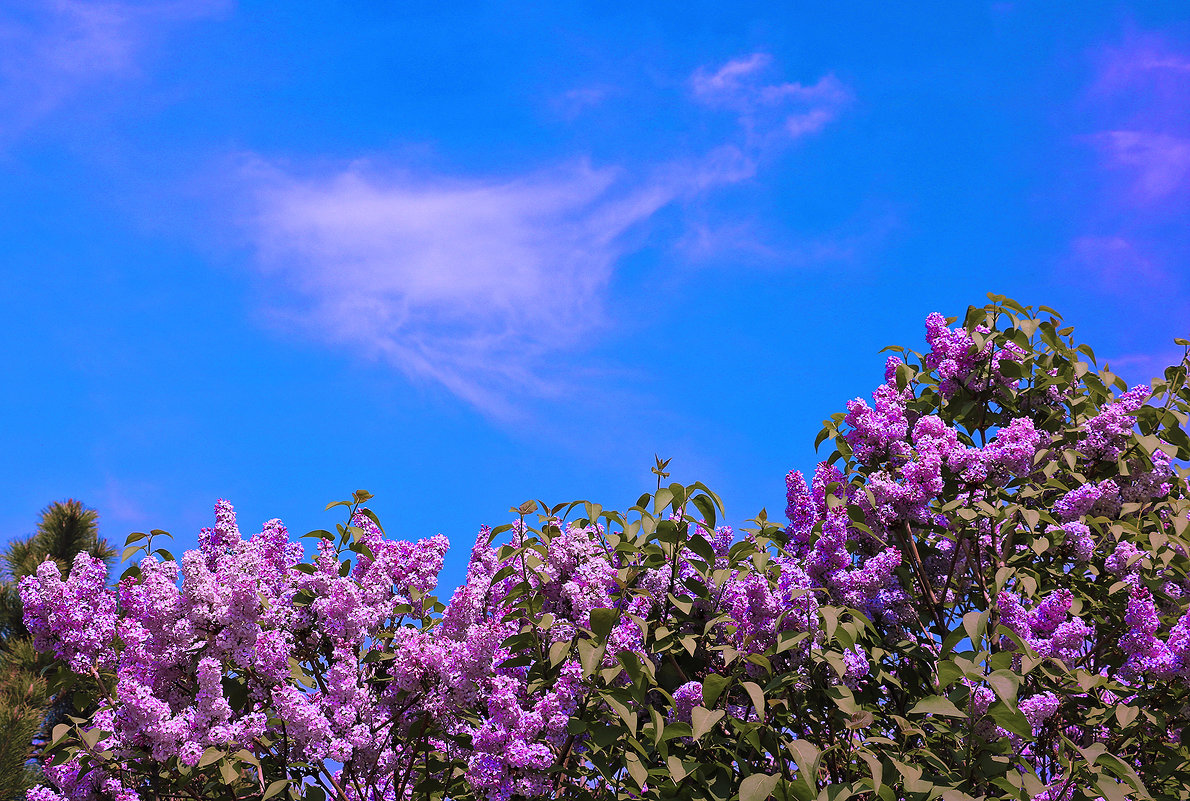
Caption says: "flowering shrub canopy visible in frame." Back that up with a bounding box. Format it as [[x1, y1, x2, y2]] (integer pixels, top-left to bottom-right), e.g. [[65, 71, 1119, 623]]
[[20, 296, 1190, 801]]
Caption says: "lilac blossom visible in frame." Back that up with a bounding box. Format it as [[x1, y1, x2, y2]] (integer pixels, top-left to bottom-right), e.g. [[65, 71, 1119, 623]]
[[997, 590, 1090, 664], [671, 681, 703, 723], [843, 379, 910, 465], [922, 313, 1024, 398], [1019, 692, 1060, 734], [20, 552, 117, 673], [1105, 541, 1144, 575], [1053, 480, 1121, 522], [1050, 522, 1094, 562], [982, 417, 1044, 476], [1081, 385, 1150, 461], [842, 647, 869, 688]]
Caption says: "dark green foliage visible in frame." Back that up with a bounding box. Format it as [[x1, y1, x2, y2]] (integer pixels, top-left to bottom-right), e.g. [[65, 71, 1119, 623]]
[[0, 500, 114, 801]]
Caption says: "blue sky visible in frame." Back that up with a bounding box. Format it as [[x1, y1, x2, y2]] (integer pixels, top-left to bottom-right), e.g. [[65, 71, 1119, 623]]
[[2, 1, 1188, 591]]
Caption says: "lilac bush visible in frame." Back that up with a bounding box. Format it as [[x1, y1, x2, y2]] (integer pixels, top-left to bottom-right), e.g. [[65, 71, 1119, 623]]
[[19, 295, 1190, 801]]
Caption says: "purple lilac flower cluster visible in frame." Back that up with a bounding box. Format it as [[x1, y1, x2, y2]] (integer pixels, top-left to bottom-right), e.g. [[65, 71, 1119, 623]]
[[21, 501, 474, 801], [843, 354, 1045, 537], [1117, 582, 1190, 680], [922, 312, 1025, 398], [996, 589, 1091, 665], [783, 466, 904, 634], [1081, 385, 1151, 460], [21, 551, 117, 673]]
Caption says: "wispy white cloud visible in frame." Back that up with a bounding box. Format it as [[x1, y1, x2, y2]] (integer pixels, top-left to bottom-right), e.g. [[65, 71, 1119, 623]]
[[1094, 37, 1190, 92], [674, 205, 898, 269], [1070, 235, 1168, 288], [1094, 129, 1190, 203], [1087, 35, 1190, 203], [1066, 35, 1190, 291], [244, 149, 754, 414], [93, 474, 152, 528], [552, 86, 615, 120], [690, 52, 850, 143], [241, 54, 849, 414], [0, 0, 228, 139]]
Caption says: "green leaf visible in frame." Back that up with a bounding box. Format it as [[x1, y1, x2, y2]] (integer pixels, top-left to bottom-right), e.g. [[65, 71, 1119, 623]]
[[690, 706, 724, 740], [703, 673, 730, 708], [940, 790, 979, 801], [988, 703, 1031, 739], [624, 751, 647, 789], [1115, 703, 1139, 727], [577, 638, 605, 677], [262, 780, 288, 800], [895, 361, 915, 390], [891, 757, 928, 793], [1074, 741, 1106, 767], [668, 482, 686, 509], [617, 650, 645, 686], [233, 749, 260, 769], [548, 639, 570, 667], [1096, 777, 1128, 801], [909, 695, 966, 718], [604, 694, 638, 734], [197, 747, 223, 768], [688, 532, 717, 565], [739, 773, 781, 801], [692, 494, 717, 530], [936, 660, 963, 689], [858, 750, 883, 794], [742, 681, 765, 722], [590, 607, 618, 639], [647, 706, 665, 746], [962, 609, 988, 647], [986, 670, 1019, 705], [1100, 752, 1151, 798], [219, 759, 238, 785], [358, 507, 385, 533], [787, 740, 821, 783], [998, 358, 1023, 379], [1075, 670, 1104, 693], [814, 426, 833, 451]]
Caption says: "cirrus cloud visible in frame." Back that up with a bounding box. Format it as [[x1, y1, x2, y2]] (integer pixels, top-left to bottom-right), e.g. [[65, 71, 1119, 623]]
[[691, 52, 851, 142], [241, 54, 850, 415], [0, 0, 229, 141], [1068, 34, 1190, 300]]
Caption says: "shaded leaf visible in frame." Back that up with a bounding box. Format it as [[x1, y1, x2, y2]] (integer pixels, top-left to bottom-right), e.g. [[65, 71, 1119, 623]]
[[703, 673, 730, 708], [691, 706, 725, 740], [590, 607, 618, 639], [739, 772, 781, 801], [909, 695, 966, 718]]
